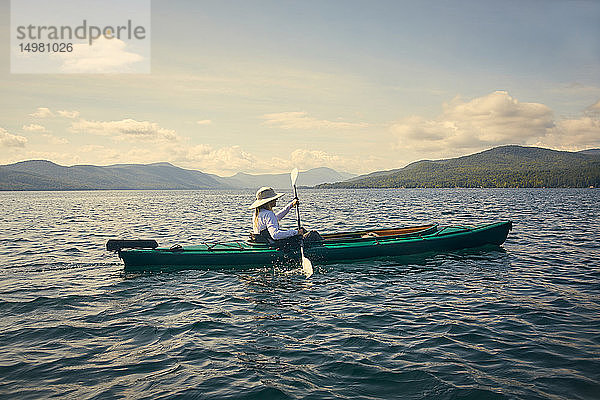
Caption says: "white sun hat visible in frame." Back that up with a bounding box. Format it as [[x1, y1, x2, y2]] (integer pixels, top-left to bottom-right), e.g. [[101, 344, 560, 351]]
[[248, 186, 286, 209]]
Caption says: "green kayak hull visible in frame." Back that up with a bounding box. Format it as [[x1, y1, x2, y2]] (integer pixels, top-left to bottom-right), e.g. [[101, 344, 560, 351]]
[[118, 221, 512, 272]]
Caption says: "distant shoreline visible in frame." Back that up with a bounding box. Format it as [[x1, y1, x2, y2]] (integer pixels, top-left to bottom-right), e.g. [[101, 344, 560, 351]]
[[1, 186, 596, 193]]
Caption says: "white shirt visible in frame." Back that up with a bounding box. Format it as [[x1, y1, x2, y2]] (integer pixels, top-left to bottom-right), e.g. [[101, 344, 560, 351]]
[[253, 200, 298, 240]]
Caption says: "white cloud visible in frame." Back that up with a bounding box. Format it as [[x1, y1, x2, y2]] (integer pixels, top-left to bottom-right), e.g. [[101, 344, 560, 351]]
[[0, 135, 369, 174], [29, 107, 54, 118], [42, 134, 69, 145], [390, 92, 600, 158], [538, 98, 600, 150], [70, 118, 179, 142], [57, 110, 80, 119], [543, 116, 600, 150], [261, 111, 369, 130], [586, 100, 600, 117], [56, 38, 145, 73], [22, 124, 48, 132], [290, 149, 343, 167], [391, 91, 555, 156], [0, 128, 28, 147], [196, 120, 212, 125], [174, 144, 257, 173], [286, 148, 380, 173], [28, 108, 79, 120], [168, 144, 368, 175]]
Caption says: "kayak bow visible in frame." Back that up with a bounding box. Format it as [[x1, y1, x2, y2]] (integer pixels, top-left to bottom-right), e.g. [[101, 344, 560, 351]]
[[109, 221, 512, 272]]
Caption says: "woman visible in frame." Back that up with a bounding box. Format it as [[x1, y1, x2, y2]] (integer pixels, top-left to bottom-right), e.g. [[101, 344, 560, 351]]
[[249, 186, 306, 243]]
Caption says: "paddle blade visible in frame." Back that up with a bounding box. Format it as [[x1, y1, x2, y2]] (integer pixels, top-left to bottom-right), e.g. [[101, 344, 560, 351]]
[[291, 168, 299, 187], [300, 248, 313, 278], [302, 257, 313, 278]]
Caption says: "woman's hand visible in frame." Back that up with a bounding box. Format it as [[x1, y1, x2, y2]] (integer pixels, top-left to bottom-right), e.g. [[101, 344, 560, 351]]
[[298, 227, 307, 235], [291, 198, 299, 207]]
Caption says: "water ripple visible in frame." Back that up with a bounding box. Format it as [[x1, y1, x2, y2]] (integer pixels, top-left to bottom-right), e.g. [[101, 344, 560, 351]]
[[0, 189, 599, 399]]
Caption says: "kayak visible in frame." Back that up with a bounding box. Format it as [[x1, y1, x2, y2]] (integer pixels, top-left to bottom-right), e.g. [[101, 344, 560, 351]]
[[108, 221, 512, 272]]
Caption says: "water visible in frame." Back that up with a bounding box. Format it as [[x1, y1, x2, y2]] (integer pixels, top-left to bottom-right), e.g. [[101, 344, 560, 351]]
[[0, 189, 598, 399]]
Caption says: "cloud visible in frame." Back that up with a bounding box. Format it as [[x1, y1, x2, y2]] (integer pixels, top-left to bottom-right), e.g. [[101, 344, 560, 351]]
[[29, 108, 80, 119], [70, 118, 179, 142], [29, 107, 54, 118], [391, 91, 555, 155], [42, 134, 69, 145], [169, 144, 368, 175], [57, 110, 80, 119], [558, 117, 600, 141], [585, 100, 600, 117], [22, 124, 48, 132], [261, 111, 369, 130], [537, 98, 600, 150], [0, 128, 28, 147], [286, 148, 380, 173], [196, 120, 213, 125], [543, 117, 600, 151], [0, 133, 368, 174], [290, 149, 343, 167], [174, 144, 257, 173], [56, 38, 145, 73]]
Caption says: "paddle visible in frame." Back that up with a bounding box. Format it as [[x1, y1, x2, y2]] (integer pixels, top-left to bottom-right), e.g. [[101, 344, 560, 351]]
[[291, 168, 313, 278]]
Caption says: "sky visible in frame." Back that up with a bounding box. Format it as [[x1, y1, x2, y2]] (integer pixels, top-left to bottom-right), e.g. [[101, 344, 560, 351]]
[[1, 0, 599, 175]]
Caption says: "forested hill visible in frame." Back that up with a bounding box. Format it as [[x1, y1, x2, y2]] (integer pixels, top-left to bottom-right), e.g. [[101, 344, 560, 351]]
[[318, 146, 600, 188], [0, 160, 354, 190], [0, 161, 225, 190]]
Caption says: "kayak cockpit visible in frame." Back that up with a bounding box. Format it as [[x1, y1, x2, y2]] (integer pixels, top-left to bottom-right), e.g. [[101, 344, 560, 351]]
[[320, 223, 437, 242]]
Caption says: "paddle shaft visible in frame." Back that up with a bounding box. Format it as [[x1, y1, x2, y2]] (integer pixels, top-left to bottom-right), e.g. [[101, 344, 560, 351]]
[[290, 169, 313, 277], [293, 184, 301, 230]]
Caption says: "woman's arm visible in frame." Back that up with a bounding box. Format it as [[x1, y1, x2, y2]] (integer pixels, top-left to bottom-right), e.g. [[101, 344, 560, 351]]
[[265, 210, 298, 239], [275, 199, 296, 221]]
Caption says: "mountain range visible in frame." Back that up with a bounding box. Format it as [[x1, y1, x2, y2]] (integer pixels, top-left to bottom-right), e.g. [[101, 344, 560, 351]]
[[0, 161, 354, 190], [2, 145, 599, 190], [318, 145, 600, 188], [212, 168, 355, 189]]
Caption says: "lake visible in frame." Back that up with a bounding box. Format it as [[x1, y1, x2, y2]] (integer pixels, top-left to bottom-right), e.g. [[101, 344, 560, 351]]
[[0, 188, 598, 399]]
